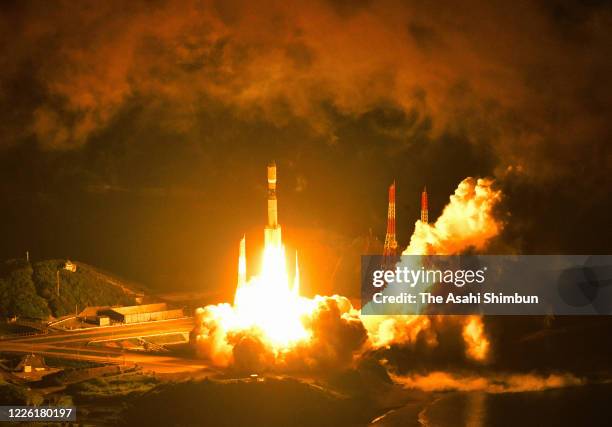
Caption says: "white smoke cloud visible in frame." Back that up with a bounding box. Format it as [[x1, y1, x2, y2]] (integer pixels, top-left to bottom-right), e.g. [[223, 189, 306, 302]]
[[404, 177, 503, 255]]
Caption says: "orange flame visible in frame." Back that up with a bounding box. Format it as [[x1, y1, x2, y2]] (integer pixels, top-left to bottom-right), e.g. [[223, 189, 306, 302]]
[[232, 240, 314, 348], [462, 315, 490, 361]]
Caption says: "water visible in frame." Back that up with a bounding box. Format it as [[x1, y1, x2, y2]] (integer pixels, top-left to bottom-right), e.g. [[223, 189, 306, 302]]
[[372, 383, 612, 427]]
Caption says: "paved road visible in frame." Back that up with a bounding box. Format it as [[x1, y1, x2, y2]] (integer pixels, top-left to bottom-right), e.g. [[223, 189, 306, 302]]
[[10, 318, 194, 344], [0, 318, 214, 374]]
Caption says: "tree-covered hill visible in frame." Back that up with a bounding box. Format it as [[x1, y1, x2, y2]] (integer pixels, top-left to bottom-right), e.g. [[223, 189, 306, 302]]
[[0, 259, 137, 319]]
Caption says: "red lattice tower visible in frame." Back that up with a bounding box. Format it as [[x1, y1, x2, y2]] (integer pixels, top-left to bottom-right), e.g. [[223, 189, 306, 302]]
[[421, 186, 428, 224], [383, 181, 398, 262]]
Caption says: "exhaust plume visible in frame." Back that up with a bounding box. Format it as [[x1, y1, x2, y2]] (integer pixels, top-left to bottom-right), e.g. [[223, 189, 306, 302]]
[[192, 176, 503, 371]]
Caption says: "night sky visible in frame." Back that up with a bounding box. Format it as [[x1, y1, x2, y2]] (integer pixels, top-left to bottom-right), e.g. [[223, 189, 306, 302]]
[[0, 0, 610, 297]]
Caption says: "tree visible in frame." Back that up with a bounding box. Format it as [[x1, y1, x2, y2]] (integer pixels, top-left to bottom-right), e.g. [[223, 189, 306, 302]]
[[0, 259, 49, 319]]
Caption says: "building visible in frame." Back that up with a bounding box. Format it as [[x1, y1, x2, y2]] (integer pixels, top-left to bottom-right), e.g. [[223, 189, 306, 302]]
[[79, 306, 111, 326], [100, 303, 184, 324], [64, 260, 77, 272], [79, 306, 109, 318], [96, 316, 110, 326], [16, 354, 47, 373]]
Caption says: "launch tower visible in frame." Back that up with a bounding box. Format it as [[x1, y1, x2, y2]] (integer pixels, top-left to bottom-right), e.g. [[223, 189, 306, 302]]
[[383, 181, 398, 262], [421, 186, 428, 224]]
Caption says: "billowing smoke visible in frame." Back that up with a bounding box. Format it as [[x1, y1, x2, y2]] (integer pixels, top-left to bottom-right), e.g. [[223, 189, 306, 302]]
[[361, 315, 435, 349], [192, 295, 367, 373], [192, 177, 502, 373], [192, 303, 236, 367], [361, 314, 491, 370], [285, 295, 367, 372], [3, 0, 611, 190], [358, 177, 502, 368], [462, 315, 490, 361], [403, 177, 503, 255]]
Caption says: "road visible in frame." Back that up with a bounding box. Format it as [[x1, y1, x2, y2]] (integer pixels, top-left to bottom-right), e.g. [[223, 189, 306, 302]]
[[0, 318, 216, 374]]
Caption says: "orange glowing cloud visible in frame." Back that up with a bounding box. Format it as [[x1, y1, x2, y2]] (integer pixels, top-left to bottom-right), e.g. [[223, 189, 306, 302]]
[[389, 371, 584, 393], [6, 0, 609, 176]]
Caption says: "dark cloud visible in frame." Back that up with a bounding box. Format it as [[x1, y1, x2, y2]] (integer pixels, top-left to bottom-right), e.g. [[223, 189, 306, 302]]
[[407, 21, 442, 52], [1, 1, 609, 173], [0, 0, 610, 289]]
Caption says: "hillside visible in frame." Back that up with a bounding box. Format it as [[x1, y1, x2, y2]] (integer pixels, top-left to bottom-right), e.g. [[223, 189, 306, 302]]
[[0, 259, 144, 319]]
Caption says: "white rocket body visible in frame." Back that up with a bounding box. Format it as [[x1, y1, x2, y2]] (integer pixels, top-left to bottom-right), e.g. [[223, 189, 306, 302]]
[[265, 162, 282, 248]]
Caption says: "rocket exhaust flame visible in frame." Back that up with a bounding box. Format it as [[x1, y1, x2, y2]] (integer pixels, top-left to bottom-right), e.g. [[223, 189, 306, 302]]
[[194, 162, 321, 367], [192, 172, 501, 371], [232, 161, 310, 348], [233, 240, 311, 347]]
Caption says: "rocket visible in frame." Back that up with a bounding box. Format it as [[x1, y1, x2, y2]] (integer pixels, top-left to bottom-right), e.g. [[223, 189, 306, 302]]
[[264, 161, 282, 247], [421, 186, 428, 224], [267, 161, 278, 227]]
